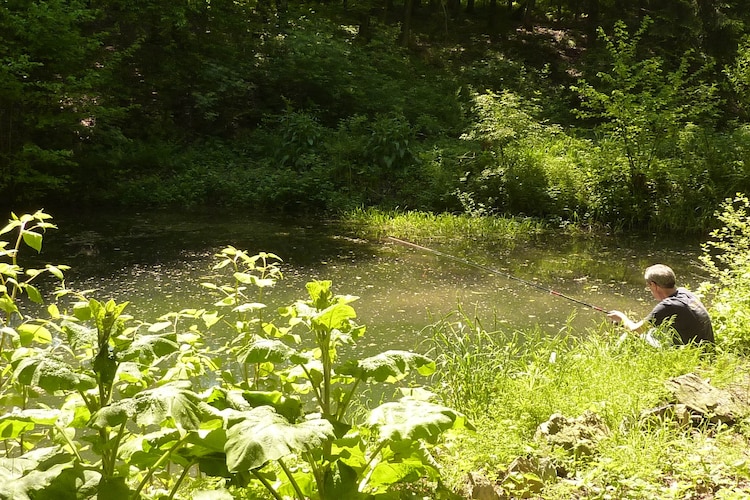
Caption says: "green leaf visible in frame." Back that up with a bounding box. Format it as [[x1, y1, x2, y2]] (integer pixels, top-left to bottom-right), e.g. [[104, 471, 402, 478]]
[[61, 320, 96, 351], [131, 382, 204, 431], [202, 311, 221, 328], [90, 401, 134, 428], [147, 321, 173, 332], [241, 391, 302, 422], [22, 231, 43, 252], [0, 409, 60, 439], [23, 284, 43, 304], [337, 350, 435, 383], [0, 415, 35, 438], [0, 220, 20, 237], [233, 302, 266, 313], [16, 323, 52, 346], [119, 428, 182, 466], [233, 272, 254, 284], [45, 265, 65, 280], [313, 303, 357, 332], [120, 332, 180, 363], [367, 456, 440, 493], [368, 399, 474, 444], [0, 461, 79, 499], [237, 338, 297, 364], [323, 460, 361, 499], [13, 355, 96, 393], [0, 295, 19, 316], [225, 406, 335, 472]]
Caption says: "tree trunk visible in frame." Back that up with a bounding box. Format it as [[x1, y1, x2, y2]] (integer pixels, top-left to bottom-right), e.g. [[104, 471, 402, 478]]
[[400, 0, 413, 46]]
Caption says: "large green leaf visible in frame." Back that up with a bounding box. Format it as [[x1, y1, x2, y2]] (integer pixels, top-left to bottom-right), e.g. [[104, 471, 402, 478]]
[[13, 355, 96, 392], [312, 303, 357, 332], [366, 455, 442, 494], [323, 460, 361, 499], [205, 387, 302, 422], [237, 338, 297, 364], [119, 428, 182, 467], [91, 382, 204, 431], [0, 409, 60, 438], [0, 462, 73, 500], [90, 400, 134, 428], [0, 415, 34, 438], [119, 331, 180, 363], [368, 399, 474, 444], [22, 284, 43, 304], [337, 350, 435, 383], [61, 320, 96, 351], [225, 406, 335, 472], [133, 383, 204, 430], [0, 446, 92, 500]]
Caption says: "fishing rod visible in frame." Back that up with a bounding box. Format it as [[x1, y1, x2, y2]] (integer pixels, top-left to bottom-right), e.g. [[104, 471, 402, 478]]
[[387, 236, 609, 314]]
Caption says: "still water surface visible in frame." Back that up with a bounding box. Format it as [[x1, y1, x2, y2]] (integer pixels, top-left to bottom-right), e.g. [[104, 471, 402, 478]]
[[34, 210, 708, 354]]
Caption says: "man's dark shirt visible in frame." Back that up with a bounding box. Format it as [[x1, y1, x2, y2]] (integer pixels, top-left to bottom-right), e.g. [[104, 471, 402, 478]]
[[646, 287, 714, 345]]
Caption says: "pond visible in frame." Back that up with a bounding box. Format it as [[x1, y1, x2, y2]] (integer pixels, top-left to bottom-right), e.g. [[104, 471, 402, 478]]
[[30, 209, 709, 355]]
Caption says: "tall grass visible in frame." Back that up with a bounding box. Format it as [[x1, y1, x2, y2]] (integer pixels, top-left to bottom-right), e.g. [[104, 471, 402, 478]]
[[424, 308, 749, 498], [341, 207, 547, 242]]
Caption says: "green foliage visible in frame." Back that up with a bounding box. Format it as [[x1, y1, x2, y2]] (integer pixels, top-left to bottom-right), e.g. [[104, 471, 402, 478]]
[[700, 194, 750, 353], [455, 90, 590, 218], [0, 0, 98, 204], [0, 210, 470, 499], [725, 35, 750, 119], [427, 309, 740, 499], [572, 18, 721, 229], [2, 1, 750, 230]]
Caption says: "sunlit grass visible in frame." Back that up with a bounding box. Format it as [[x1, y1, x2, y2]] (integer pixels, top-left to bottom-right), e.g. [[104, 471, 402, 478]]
[[341, 207, 548, 242], [425, 307, 750, 499]]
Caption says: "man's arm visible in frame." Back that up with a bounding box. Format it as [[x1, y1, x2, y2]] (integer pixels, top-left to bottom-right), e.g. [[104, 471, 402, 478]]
[[607, 310, 649, 333]]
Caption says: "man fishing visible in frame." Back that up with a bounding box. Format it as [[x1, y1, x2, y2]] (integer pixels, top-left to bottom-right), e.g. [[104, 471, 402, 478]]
[[607, 264, 714, 346]]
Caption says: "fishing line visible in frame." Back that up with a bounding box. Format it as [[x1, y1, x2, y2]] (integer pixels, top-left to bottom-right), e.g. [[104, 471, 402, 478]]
[[387, 236, 609, 313]]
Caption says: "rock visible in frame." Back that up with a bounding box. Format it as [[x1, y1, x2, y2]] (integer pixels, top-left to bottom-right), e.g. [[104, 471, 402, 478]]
[[463, 471, 502, 500], [500, 456, 558, 497], [534, 410, 609, 458], [664, 373, 749, 425]]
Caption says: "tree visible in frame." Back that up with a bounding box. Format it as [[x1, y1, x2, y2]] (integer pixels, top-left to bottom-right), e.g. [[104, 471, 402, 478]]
[[572, 18, 719, 226], [0, 0, 99, 204]]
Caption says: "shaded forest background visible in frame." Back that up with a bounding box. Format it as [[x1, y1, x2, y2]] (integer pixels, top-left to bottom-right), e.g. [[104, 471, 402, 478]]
[[2, 0, 750, 232]]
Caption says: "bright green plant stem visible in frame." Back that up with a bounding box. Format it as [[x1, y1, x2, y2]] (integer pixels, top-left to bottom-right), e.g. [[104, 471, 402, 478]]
[[132, 433, 191, 498], [251, 469, 285, 500]]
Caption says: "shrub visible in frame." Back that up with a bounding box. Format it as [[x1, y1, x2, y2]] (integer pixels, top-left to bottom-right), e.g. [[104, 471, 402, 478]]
[[700, 194, 750, 353]]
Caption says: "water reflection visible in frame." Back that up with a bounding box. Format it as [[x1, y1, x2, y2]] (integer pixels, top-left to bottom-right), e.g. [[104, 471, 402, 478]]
[[29, 210, 708, 354]]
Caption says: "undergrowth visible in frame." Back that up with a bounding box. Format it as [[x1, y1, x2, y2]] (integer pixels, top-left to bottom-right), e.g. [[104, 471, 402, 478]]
[[426, 310, 750, 498]]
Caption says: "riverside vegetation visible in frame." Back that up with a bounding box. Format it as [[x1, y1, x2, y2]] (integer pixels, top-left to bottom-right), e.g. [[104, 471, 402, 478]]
[[3, 199, 750, 499], [0, 209, 471, 499], [3, 1, 750, 235]]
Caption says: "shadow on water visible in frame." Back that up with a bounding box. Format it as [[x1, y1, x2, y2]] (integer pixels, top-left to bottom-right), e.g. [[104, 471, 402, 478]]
[[26, 209, 709, 356]]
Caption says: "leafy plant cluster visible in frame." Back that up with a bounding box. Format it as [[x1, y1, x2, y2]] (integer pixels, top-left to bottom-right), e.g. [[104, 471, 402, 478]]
[[0, 211, 472, 499]]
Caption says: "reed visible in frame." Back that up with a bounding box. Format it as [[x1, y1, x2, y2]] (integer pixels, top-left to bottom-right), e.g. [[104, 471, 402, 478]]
[[341, 207, 547, 243]]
